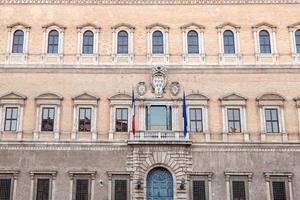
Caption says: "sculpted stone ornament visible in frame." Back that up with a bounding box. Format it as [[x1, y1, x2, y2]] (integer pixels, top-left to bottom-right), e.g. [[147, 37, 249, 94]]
[[137, 82, 147, 96], [151, 65, 167, 98], [170, 82, 180, 96]]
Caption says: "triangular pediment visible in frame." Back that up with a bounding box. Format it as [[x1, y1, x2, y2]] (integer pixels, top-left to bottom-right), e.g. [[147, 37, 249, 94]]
[[216, 22, 240, 29], [252, 22, 276, 29], [73, 92, 99, 101], [220, 93, 247, 101], [0, 92, 27, 100], [180, 23, 205, 29], [186, 93, 209, 100], [146, 23, 170, 30], [257, 93, 285, 101], [7, 22, 31, 29], [109, 93, 132, 100], [77, 23, 101, 29], [42, 22, 66, 29], [35, 93, 63, 100], [112, 23, 135, 30]]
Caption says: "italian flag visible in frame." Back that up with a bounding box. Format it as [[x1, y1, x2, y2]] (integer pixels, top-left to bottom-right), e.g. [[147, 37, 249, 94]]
[[131, 90, 136, 135]]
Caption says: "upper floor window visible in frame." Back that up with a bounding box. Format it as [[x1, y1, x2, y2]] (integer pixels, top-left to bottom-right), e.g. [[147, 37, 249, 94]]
[[12, 30, 24, 54], [115, 108, 128, 132], [146, 105, 172, 130], [227, 108, 241, 133], [259, 30, 271, 54], [265, 108, 279, 133], [78, 108, 91, 132], [295, 29, 300, 54], [152, 31, 164, 54], [82, 31, 94, 54], [41, 107, 55, 132], [47, 30, 59, 54], [187, 30, 199, 54], [223, 30, 235, 54], [117, 31, 129, 54], [4, 107, 18, 131], [189, 108, 203, 132]]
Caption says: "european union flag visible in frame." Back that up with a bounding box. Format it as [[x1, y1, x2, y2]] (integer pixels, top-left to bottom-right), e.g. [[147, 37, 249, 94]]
[[182, 91, 188, 138]]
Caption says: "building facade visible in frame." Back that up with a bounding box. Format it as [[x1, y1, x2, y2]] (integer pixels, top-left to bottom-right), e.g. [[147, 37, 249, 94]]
[[0, 0, 300, 199]]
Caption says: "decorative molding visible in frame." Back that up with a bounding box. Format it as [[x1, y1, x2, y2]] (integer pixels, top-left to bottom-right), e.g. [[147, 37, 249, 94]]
[[180, 23, 205, 30], [42, 23, 66, 30], [1, 0, 300, 4], [7, 22, 31, 29]]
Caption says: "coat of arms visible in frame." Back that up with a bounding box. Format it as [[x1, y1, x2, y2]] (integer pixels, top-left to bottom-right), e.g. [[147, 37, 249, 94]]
[[151, 65, 167, 98]]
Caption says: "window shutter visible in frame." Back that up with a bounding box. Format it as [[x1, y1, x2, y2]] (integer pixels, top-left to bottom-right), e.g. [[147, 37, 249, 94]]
[[36, 179, 50, 200], [115, 180, 127, 200], [76, 179, 89, 200], [0, 179, 11, 200], [193, 180, 206, 200], [232, 181, 246, 200], [272, 181, 286, 200]]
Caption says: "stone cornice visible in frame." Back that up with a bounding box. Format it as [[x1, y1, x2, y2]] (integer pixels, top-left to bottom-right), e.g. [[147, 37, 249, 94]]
[[1, 0, 300, 5]]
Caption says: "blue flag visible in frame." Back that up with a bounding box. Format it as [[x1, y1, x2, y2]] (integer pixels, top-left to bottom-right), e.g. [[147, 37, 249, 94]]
[[182, 91, 188, 138]]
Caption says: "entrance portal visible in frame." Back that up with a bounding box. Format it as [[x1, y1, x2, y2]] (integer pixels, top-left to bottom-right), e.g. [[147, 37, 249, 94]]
[[146, 167, 173, 200]]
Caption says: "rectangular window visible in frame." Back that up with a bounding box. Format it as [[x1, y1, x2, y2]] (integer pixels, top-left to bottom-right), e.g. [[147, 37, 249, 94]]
[[232, 181, 246, 200], [192, 180, 206, 200], [272, 181, 286, 200], [36, 178, 50, 200], [78, 108, 91, 132], [75, 179, 89, 200], [4, 107, 18, 131], [115, 108, 128, 132], [227, 108, 241, 133], [115, 180, 127, 200], [41, 108, 55, 132], [265, 108, 280, 133], [189, 108, 203, 132], [146, 105, 172, 131], [0, 178, 11, 200]]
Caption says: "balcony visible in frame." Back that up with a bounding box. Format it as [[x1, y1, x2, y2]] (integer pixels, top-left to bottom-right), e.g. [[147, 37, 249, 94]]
[[128, 130, 191, 144]]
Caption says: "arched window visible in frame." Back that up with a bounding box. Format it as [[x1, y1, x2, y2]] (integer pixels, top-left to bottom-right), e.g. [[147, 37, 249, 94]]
[[223, 30, 235, 54], [152, 31, 164, 54], [259, 30, 271, 54], [295, 29, 300, 54], [47, 30, 59, 54], [187, 30, 199, 54], [117, 31, 128, 54], [12, 30, 24, 53], [82, 31, 94, 54]]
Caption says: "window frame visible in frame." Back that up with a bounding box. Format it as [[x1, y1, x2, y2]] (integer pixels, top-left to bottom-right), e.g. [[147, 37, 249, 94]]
[[0, 171, 19, 200], [151, 30, 164, 55], [40, 106, 56, 132], [78, 107, 92, 132], [230, 177, 249, 200], [7, 23, 30, 56], [189, 107, 203, 133], [117, 30, 129, 55], [115, 108, 129, 132], [47, 30, 59, 54], [295, 29, 300, 54], [264, 172, 293, 200], [187, 30, 200, 54], [0, 175, 14, 200], [189, 175, 209, 200], [226, 107, 242, 133], [82, 30, 94, 55], [69, 171, 96, 200], [111, 174, 130, 200], [262, 106, 283, 134], [3, 106, 19, 132], [12, 30, 25, 54], [146, 105, 172, 131], [30, 172, 57, 200], [259, 30, 272, 54], [223, 30, 236, 55], [225, 172, 252, 200], [222, 106, 246, 134]]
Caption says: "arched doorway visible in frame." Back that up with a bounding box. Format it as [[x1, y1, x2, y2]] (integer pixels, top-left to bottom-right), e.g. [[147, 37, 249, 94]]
[[146, 167, 173, 200]]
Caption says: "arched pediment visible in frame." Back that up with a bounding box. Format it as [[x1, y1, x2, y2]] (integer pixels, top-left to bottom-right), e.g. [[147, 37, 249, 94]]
[[146, 23, 170, 30], [186, 93, 209, 100], [109, 93, 132, 100], [180, 23, 205, 30], [35, 93, 63, 100], [7, 22, 31, 29], [256, 93, 285, 101], [42, 22, 66, 29], [216, 22, 241, 29], [112, 23, 135, 30], [72, 92, 99, 101], [252, 22, 276, 29], [77, 23, 101, 29], [288, 22, 300, 29], [0, 92, 27, 100], [220, 93, 247, 101]]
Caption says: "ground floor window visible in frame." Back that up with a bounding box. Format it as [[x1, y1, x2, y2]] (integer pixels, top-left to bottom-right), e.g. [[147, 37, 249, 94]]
[[0, 178, 12, 200], [146, 105, 172, 130], [110, 174, 130, 200]]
